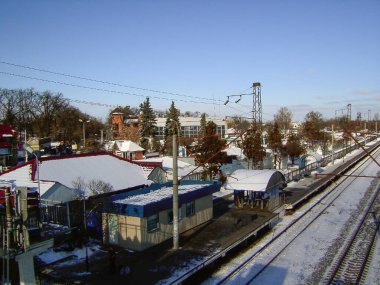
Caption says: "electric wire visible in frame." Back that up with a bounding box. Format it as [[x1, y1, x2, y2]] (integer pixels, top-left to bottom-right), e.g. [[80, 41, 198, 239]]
[[0, 71, 216, 105], [1, 61, 249, 104]]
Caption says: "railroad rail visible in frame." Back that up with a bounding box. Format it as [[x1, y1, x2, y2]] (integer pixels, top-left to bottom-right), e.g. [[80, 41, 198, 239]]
[[211, 146, 380, 285], [169, 142, 380, 285], [324, 182, 380, 284]]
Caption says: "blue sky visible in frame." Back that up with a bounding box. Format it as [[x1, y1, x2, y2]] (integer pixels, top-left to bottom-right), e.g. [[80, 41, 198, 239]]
[[1, 1, 379, 122]]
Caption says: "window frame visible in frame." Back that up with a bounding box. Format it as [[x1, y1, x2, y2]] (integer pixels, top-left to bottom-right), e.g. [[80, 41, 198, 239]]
[[147, 214, 159, 232], [186, 201, 195, 217]]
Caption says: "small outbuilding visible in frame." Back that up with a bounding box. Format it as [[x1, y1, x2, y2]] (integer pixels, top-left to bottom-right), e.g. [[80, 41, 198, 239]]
[[112, 140, 145, 160], [224, 169, 286, 211], [102, 181, 220, 251]]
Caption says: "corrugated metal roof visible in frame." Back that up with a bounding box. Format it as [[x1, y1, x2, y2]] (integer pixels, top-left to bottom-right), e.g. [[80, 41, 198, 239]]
[[224, 169, 285, 192]]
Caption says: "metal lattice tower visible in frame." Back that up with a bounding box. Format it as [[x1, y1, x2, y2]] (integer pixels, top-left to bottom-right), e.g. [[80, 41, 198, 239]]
[[347, 104, 351, 120], [252, 82, 262, 126]]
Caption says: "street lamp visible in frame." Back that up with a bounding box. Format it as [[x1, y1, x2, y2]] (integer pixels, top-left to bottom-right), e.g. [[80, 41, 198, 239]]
[[79, 119, 90, 148]]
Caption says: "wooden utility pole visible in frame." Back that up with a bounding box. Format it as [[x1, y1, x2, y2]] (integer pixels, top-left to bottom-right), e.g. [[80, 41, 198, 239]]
[[172, 133, 179, 250]]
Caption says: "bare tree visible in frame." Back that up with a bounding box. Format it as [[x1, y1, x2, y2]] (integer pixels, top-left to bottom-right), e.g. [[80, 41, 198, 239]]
[[72, 176, 87, 198], [87, 179, 114, 196], [274, 107, 293, 137]]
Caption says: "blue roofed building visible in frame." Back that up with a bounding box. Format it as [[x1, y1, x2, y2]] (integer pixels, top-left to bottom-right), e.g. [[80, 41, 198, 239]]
[[102, 181, 220, 251]]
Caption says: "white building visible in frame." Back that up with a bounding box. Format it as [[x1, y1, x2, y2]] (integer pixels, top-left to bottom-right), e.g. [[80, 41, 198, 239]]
[[155, 116, 227, 139]]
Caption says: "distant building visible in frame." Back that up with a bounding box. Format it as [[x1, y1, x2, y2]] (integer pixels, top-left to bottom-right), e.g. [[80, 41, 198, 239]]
[[133, 160, 167, 184], [109, 140, 145, 160], [155, 117, 227, 140], [138, 156, 205, 181], [111, 110, 140, 142], [110, 114, 227, 145], [102, 181, 220, 251]]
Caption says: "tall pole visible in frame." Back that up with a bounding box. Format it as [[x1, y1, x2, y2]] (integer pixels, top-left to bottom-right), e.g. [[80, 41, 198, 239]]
[[172, 133, 179, 250], [332, 124, 334, 165], [5, 187, 12, 285], [376, 121, 378, 140], [79, 119, 90, 149], [36, 156, 40, 197], [83, 197, 89, 271], [24, 129, 28, 162], [83, 123, 86, 147]]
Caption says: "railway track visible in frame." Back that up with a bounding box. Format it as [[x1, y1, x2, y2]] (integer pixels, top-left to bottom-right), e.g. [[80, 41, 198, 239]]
[[206, 145, 380, 285], [323, 183, 380, 285]]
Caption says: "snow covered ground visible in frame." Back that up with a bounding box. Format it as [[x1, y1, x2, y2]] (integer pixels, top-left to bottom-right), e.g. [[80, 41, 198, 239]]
[[37, 241, 106, 269], [34, 141, 380, 284], [202, 146, 380, 285]]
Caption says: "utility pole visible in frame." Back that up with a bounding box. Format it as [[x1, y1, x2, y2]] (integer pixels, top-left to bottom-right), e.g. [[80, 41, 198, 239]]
[[172, 133, 179, 250], [24, 129, 28, 162], [5, 186, 12, 284], [332, 124, 334, 165]]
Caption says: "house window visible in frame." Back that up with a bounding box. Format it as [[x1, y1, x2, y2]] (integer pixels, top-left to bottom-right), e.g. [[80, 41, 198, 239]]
[[186, 201, 195, 217], [147, 214, 158, 232], [168, 208, 182, 224]]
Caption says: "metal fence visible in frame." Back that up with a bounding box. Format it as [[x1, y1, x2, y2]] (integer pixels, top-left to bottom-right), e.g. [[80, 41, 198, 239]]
[[284, 137, 375, 183], [40, 200, 69, 226]]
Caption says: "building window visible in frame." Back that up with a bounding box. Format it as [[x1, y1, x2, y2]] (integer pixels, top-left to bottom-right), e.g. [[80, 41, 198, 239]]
[[186, 201, 195, 217], [147, 214, 158, 232], [168, 208, 182, 224]]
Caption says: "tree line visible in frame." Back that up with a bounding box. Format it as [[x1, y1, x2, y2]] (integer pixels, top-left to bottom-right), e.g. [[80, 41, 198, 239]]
[[2, 88, 376, 176], [0, 88, 105, 147]]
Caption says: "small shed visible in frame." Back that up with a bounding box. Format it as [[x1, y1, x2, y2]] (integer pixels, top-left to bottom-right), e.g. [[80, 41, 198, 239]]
[[224, 169, 286, 211], [102, 181, 220, 251]]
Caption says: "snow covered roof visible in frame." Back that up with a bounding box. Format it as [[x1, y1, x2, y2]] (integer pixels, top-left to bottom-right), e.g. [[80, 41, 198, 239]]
[[0, 162, 57, 195], [224, 169, 286, 192], [1, 153, 150, 197], [138, 156, 203, 177], [110, 181, 220, 217], [37, 153, 149, 195], [115, 140, 144, 152]]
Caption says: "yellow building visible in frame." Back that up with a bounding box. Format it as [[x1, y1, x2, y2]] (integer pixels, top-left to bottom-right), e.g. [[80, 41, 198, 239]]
[[102, 181, 220, 251]]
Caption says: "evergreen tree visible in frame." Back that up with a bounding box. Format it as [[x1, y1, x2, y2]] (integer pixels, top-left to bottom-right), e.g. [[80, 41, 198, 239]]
[[267, 122, 283, 168], [286, 133, 305, 165], [242, 125, 266, 169], [199, 113, 207, 136], [195, 121, 227, 179], [163, 101, 181, 155], [139, 97, 157, 151]]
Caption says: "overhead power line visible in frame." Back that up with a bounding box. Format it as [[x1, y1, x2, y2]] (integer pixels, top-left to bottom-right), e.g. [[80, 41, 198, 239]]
[[0, 60, 222, 103], [67, 98, 117, 108], [0, 71, 217, 105]]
